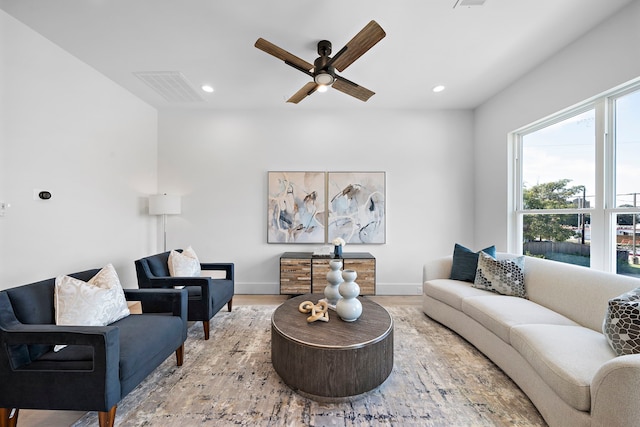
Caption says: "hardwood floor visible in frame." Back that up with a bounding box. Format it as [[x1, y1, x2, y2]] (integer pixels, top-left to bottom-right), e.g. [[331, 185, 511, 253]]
[[16, 294, 422, 426]]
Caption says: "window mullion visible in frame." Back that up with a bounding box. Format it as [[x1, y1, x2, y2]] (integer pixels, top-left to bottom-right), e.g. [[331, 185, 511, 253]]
[[590, 99, 608, 271]]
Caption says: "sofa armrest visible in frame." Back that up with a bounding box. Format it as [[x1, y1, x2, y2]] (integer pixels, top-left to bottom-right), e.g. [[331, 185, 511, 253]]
[[2, 324, 118, 353], [144, 277, 211, 305], [423, 256, 453, 283], [591, 354, 640, 426], [124, 288, 188, 335], [200, 263, 234, 281], [0, 324, 121, 410]]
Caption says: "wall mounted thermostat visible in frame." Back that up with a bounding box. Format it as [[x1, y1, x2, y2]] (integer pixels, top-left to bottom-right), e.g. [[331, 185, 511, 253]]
[[34, 189, 52, 201]]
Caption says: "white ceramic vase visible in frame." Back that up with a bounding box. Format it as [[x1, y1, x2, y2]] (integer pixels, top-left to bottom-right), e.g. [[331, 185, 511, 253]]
[[336, 269, 362, 322], [324, 260, 344, 306]]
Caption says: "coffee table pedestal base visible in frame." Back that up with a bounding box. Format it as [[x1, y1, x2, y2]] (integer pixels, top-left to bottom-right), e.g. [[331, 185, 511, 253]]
[[270, 294, 394, 399]]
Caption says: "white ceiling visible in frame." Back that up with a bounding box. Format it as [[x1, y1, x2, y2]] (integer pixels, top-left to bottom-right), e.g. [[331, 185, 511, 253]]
[[0, 0, 634, 110]]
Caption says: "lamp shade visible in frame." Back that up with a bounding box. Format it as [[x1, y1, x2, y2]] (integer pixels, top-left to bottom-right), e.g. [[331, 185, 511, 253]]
[[149, 194, 181, 215]]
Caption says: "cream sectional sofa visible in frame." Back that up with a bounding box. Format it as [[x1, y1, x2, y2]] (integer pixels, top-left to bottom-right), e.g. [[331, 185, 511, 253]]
[[422, 254, 640, 427]]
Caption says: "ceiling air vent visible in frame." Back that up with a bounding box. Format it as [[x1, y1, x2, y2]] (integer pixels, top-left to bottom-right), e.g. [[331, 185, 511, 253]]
[[133, 71, 204, 103], [453, 0, 486, 7]]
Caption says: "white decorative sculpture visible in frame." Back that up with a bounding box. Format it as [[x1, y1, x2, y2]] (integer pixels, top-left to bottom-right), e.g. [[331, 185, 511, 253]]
[[324, 259, 344, 307], [336, 269, 362, 322]]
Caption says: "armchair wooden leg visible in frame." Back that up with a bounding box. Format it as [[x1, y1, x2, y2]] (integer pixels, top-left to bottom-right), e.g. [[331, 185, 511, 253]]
[[228, 298, 233, 312], [98, 405, 117, 427], [203, 320, 210, 340], [0, 408, 19, 427], [175, 343, 184, 366]]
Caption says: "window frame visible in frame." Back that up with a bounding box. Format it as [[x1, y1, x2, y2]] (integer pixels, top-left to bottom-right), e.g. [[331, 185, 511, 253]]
[[509, 78, 640, 273]]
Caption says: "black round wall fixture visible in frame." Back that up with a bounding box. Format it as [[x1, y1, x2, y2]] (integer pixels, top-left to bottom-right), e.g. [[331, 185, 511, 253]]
[[38, 191, 52, 200]]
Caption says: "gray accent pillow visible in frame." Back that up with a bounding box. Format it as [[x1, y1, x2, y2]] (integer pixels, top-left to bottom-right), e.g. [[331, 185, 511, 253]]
[[603, 287, 640, 356], [450, 243, 496, 282], [473, 251, 526, 298]]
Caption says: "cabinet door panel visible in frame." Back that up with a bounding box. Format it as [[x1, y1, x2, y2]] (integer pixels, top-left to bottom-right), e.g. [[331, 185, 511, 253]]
[[311, 258, 334, 294], [280, 259, 311, 294], [344, 259, 376, 295]]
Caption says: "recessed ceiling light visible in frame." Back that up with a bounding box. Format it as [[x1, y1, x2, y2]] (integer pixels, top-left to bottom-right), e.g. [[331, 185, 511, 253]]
[[201, 85, 214, 93], [432, 85, 446, 93]]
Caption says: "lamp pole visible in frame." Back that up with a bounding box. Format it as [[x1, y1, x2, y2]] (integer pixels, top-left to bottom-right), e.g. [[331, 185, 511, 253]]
[[148, 194, 181, 253]]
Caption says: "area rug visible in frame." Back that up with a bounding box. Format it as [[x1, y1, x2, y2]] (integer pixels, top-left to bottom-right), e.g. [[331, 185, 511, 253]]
[[73, 305, 546, 426]]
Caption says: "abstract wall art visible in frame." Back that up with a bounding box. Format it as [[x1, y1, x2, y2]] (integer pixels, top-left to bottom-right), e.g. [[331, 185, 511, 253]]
[[327, 172, 386, 244], [267, 171, 326, 243]]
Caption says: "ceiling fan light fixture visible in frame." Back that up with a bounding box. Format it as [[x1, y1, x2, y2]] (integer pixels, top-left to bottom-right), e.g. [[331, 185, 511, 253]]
[[314, 72, 335, 86], [317, 84, 330, 93]]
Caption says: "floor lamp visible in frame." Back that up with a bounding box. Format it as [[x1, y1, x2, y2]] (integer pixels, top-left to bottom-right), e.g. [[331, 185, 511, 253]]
[[149, 194, 181, 252]]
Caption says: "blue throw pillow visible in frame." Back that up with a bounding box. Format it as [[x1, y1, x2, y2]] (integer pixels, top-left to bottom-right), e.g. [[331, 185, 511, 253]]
[[450, 243, 496, 282]]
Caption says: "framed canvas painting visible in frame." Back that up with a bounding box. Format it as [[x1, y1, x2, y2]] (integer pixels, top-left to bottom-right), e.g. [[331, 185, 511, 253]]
[[327, 172, 385, 244], [267, 171, 326, 243]]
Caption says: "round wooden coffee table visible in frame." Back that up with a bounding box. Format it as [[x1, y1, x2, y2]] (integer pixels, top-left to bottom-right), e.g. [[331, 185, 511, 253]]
[[271, 294, 393, 399]]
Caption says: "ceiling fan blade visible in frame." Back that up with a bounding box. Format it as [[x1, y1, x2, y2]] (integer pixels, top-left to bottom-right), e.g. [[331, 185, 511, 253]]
[[287, 82, 318, 104], [255, 38, 314, 73], [332, 77, 375, 102], [330, 20, 386, 72]]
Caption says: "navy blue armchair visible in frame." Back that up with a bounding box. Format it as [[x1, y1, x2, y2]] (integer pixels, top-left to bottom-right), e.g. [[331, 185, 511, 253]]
[[135, 250, 234, 340], [0, 269, 188, 427]]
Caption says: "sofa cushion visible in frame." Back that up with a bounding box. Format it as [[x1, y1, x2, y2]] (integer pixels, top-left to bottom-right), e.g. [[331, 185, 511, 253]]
[[168, 246, 201, 277], [473, 252, 526, 298], [146, 252, 171, 277], [113, 313, 185, 396], [522, 256, 640, 332], [511, 324, 617, 412], [450, 243, 496, 282], [461, 295, 579, 343], [423, 279, 493, 311], [603, 287, 640, 356]]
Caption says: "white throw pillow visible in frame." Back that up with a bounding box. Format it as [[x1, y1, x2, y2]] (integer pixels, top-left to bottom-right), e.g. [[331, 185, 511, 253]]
[[54, 264, 130, 351], [168, 246, 201, 277], [87, 263, 131, 324]]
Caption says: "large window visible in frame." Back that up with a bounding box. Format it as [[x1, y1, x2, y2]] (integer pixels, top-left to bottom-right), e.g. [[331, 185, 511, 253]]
[[613, 88, 640, 274], [513, 80, 640, 277]]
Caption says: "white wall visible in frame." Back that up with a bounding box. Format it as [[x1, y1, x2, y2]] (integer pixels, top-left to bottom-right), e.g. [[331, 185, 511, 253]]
[[158, 108, 474, 294], [0, 11, 158, 289], [474, 0, 640, 252], [4, 0, 638, 294]]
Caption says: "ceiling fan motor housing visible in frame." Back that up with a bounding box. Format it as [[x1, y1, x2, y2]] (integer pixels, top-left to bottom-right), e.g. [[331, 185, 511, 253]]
[[314, 40, 335, 85], [317, 40, 332, 56]]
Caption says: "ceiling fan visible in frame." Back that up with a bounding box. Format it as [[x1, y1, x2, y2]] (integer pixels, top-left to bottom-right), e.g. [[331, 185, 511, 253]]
[[254, 20, 386, 104]]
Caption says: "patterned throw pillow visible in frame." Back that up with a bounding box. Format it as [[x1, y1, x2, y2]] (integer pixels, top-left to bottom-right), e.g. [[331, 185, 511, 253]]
[[168, 246, 201, 277], [603, 287, 640, 356], [473, 251, 526, 298], [450, 243, 497, 282], [54, 264, 130, 351]]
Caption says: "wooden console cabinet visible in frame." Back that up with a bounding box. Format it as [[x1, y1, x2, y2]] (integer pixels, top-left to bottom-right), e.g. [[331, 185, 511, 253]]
[[280, 252, 376, 295]]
